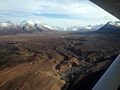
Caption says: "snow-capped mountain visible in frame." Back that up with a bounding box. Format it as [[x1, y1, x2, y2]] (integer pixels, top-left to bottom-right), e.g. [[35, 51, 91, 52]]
[[65, 24, 103, 32], [48, 26, 66, 31], [0, 20, 53, 34], [20, 21, 66, 31], [19, 20, 103, 32], [97, 21, 120, 34], [0, 21, 14, 28], [107, 21, 120, 27], [20, 20, 54, 32], [86, 24, 103, 30], [66, 26, 83, 31], [1, 20, 118, 35]]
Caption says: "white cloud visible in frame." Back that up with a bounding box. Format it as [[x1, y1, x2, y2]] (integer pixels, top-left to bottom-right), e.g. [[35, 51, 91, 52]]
[[0, 0, 119, 26]]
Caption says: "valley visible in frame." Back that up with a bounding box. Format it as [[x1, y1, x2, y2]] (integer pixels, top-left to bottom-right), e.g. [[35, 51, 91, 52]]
[[0, 32, 119, 90]]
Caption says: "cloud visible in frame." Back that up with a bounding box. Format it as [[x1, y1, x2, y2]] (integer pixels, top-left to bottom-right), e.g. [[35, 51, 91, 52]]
[[0, 0, 118, 26], [34, 13, 76, 19]]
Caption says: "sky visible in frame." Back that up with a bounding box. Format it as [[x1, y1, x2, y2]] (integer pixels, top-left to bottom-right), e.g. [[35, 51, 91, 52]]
[[0, 0, 119, 27]]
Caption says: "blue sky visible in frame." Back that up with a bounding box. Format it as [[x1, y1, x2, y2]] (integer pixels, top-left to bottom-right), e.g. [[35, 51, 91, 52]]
[[0, 0, 119, 26]]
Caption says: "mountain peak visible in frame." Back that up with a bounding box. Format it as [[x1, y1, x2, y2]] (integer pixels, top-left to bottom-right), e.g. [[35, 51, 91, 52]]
[[107, 21, 120, 27], [97, 21, 120, 34], [20, 20, 40, 26]]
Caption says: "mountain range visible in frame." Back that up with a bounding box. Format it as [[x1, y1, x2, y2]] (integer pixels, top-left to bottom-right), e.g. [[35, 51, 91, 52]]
[[0, 20, 120, 34], [0, 20, 53, 34]]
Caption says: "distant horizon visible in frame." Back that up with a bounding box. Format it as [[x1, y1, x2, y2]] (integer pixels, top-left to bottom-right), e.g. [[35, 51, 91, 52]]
[[0, 0, 119, 27], [0, 19, 120, 28]]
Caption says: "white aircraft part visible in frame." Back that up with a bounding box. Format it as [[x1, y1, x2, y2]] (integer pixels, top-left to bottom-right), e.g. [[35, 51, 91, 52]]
[[92, 55, 120, 90]]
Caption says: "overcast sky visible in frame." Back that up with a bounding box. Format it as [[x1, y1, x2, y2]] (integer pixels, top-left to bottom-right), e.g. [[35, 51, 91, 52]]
[[0, 0, 119, 26]]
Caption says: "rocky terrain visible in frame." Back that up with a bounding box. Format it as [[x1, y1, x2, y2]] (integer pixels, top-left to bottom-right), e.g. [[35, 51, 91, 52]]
[[0, 31, 119, 90]]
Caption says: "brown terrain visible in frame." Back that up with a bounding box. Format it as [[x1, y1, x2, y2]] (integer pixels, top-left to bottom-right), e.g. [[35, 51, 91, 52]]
[[0, 32, 120, 90]]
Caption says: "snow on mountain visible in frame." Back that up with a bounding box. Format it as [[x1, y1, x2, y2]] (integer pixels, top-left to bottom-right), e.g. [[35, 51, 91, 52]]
[[0, 23, 9, 27], [20, 20, 53, 31], [0, 21, 14, 28], [66, 26, 83, 31], [85, 25, 92, 29], [0, 20, 116, 35], [20, 21, 103, 31], [0, 20, 104, 32], [20, 20, 39, 26], [87, 24, 103, 30], [42, 25, 54, 30], [49, 26, 66, 31], [97, 21, 120, 34], [107, 21, 120, 27], [20, 20, 42, 31], [65, 24, 103, 32]]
